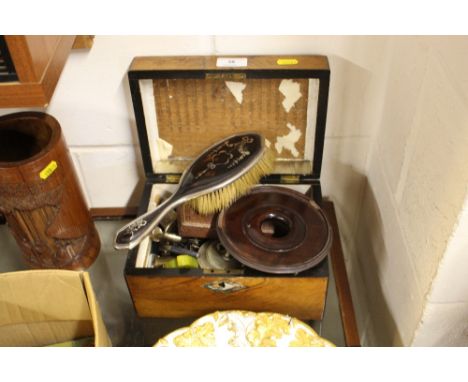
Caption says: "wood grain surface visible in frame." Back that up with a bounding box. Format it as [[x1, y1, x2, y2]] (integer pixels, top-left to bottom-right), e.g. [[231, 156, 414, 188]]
[[72, 35, 95, 50], [130, 55, 329, 71], [90, 207, 138, 219], [0, 36, 75, 107], [126, 274, 328, 320], [122, 200, 359, 344], [323, 201, 361, 346], [177, 203, 218, 238]]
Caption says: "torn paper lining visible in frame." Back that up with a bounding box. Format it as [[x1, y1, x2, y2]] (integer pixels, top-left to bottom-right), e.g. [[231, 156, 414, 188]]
[[305, 78, 319, 161], [225, 81, 247, 104], [279, 79, 302, 112], [141, 79, 174, 167], [275, 123, 302, 158]]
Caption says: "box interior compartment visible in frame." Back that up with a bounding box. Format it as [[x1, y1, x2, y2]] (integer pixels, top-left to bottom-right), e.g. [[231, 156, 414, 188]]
[[130, 182, 329, 275]]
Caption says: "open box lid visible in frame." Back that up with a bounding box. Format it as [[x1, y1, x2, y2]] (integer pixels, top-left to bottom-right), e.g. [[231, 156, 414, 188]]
[[128, 55, 330, 185]]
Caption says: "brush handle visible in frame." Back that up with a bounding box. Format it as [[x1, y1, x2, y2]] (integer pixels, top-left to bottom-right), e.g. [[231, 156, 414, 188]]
[[114, 133, 266, 250], [114, 193, 183, 250]]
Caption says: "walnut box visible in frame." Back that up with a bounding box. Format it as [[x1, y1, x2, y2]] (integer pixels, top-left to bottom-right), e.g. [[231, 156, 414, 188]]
[[124, 55, 331, 320]]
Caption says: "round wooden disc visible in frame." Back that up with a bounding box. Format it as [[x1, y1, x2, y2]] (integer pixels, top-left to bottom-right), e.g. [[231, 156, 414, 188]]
[[217, 186, 332, 274]]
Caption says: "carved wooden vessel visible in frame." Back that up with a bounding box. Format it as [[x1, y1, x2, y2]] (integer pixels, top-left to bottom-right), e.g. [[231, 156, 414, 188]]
[[0, 112, 100, 269]]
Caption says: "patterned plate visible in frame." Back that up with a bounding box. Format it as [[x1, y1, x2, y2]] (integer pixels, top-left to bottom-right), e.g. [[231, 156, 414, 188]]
[[155, 310, 335, 347]]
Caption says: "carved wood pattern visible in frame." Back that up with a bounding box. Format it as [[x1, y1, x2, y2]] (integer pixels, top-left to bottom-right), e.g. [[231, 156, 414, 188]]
[[0, 112, 100, 270], [4, 207, 93, 269], [0, 182, 63, 212]]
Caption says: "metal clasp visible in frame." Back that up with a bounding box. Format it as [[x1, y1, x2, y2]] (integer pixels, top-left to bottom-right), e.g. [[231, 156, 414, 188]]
[[203, 280, 246, 294]]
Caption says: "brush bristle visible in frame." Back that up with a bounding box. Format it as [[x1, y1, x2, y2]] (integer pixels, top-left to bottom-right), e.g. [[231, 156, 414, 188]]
[[189, 146, 275, 215]]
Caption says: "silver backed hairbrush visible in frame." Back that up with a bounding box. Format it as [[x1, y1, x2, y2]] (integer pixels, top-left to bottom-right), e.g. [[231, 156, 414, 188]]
[[114, 132, 275, 250]]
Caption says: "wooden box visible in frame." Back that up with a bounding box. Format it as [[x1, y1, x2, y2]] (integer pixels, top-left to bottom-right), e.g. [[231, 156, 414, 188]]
[[124, 55, 331, 320]]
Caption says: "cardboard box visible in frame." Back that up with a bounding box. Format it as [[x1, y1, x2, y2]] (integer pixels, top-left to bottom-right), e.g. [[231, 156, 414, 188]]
[[0, 270, 111, 346]]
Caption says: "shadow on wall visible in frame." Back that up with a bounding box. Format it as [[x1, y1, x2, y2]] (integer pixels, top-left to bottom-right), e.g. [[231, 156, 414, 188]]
[[321, 54, 373, 258], [122, 69, 143, 148], [122, 71, 147, 208], [323, 163, 366, 336], [325, 54, 373, 138], [355, 177, 403, 346], [126, 144, 146, 208], [319, 55, 379, 345]]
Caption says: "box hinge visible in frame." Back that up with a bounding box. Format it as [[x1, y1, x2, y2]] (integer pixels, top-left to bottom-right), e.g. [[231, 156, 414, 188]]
[[164, 174, 181, 184], [279, 175, 301, 184]]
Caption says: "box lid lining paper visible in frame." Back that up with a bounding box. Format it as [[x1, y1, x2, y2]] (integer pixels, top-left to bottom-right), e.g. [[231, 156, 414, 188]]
[[140, 77, 319, 175]]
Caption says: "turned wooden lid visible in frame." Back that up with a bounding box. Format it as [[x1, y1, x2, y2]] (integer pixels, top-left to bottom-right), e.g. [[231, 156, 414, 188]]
[[217, 186, 332, 274]]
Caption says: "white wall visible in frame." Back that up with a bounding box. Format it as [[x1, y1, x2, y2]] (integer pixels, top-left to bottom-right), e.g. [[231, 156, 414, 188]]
[[355, 36, 468, 346]]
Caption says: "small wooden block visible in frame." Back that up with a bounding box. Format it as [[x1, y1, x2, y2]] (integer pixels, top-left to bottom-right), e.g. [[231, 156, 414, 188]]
[[72, 35, 95, 50], [177, 203, 217, 238]]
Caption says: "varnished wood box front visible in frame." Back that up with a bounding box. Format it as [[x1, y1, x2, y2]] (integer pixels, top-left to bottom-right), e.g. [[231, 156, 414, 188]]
[[126, 275, 328, 319], [124, 55, 331, 321]]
